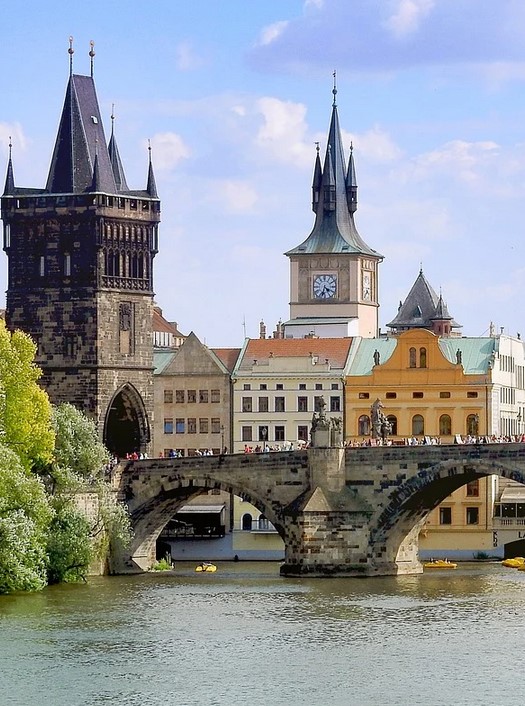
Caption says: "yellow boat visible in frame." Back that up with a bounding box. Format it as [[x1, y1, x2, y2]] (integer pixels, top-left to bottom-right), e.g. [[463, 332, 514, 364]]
[[195, 562, 217, 573], [502, 557, 525, 568], [423, 559, 457, 569]]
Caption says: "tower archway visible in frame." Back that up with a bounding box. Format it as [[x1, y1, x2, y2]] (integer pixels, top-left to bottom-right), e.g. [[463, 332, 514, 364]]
[[104, 384, 150, 457]]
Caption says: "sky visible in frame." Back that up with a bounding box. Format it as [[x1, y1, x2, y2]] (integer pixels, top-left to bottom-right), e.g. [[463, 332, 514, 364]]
[[1, 0, 525, 347]]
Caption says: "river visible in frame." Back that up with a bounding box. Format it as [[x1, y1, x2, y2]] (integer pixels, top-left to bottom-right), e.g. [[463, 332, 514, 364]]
[[0, 561, 523, 706]]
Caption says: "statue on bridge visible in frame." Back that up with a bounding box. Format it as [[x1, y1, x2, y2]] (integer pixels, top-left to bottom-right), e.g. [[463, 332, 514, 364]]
[[311, 396, 343, 447], [371, 398, 391, 442]]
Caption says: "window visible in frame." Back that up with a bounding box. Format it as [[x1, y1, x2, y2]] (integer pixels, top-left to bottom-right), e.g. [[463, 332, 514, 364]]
[[440, 391, 451, 399], [176, 418, 185, 434], [187, 418, 197, 434], [199, 418, 208, 433], [315, 384, 323, 390], [359, 392, 369, 399], [467, 414, 479, 435], [419, 347, 427, 368], [199, 390, 209, 403], [211, 389, 220, 403], [412, 414, 424, 436], [276, 384, 283, 390], [439, 415, 452, 435], [242, 426, 252, 442], [275, 397, 285, 412], [331, 383, 339, 390], [175, 389, 185, 403], [64, 253, 71, 277], [467, 391, 478, 399], [439, 507, 452, 525], [164, 390, 173, 404], [259, 426, 269, 443], [164, 418, 174, 434], [387, 415, 397, 435], [243, 384, 251, 390], [298, 396, 308, 412], [358, 415, 370, 436], [314, 396, 324, 412], [330, 396, 341, 412], [211, 418, 221, 434], [242, 397, 252, 412], [385, 392, 397, 399], [413, 392, 423, 399], [299, 384, 306, 390], [242, 514, 253, 531], [187, 390, 196, 403], [260, 384, 267, 390], [298, 425, 308, 441], [466, 480, 480, 497], [466, 507, 479, 525], [409, 347, 416, 368], [3, 223, 10, 248], [275, 426, 285, 441], [259, 397, 269, 412], [39, 255, 45, 277]]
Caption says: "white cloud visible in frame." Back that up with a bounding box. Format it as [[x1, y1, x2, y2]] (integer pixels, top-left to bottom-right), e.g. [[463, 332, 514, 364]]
[[304, 0, 324, 8], [344, 126, 403, 163], [207, 179, 258, 214], [148, 132, 191, 171], [383, 0, 435, 39], [255, 97, 312, 167], [175, 41, 204, 71], [256, 21, 289, 47], [410, 139, 499, 184]]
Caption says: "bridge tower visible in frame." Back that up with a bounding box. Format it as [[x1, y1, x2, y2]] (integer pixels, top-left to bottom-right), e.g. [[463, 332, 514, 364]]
[[0, 41, 160, 456]]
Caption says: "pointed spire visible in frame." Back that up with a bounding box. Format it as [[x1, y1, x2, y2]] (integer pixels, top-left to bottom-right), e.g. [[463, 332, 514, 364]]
[[89, 40, 95, 78], [311, 142, 322, 213], [146, 140, 158, 198], [346, 142, 357, 214], [91, 151, 101, 192], [68, 36, 74, 77], [3, 136, 15, 196], [107, 105, 129, 192]]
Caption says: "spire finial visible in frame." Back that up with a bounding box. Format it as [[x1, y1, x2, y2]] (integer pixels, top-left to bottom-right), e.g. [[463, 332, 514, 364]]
[[148, 138, 152, 162], [419, 262, 423, 275], [350, 141, 353, 153], [89, 40, 95, 78], [332, 69, 337, 107], [315, 141, 320, 155], [8, 136, 12, 159], [68, 36, 74, 76], [111, 103, 115, 134]]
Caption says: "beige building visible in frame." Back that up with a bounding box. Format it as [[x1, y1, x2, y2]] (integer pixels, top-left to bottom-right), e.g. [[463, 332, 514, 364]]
[[232, 337, 352, 453], [153, 332, 239, 457]]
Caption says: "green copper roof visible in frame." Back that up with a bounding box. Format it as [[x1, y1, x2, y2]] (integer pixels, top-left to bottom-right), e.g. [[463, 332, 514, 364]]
[[154, 350, 177, 374], [347, 337, 397, 376], [439, 338, 496, 374]]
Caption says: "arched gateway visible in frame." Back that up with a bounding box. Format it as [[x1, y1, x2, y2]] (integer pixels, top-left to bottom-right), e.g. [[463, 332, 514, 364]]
[[112, 444, 525, 577], [104, 384, 150, 457]]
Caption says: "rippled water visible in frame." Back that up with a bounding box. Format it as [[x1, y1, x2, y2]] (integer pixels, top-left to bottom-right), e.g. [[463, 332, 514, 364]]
[[1, 562, 524, 706]]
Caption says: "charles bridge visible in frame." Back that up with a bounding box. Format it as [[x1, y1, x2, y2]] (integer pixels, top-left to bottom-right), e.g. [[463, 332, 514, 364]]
[[113, 443, 525, 577]]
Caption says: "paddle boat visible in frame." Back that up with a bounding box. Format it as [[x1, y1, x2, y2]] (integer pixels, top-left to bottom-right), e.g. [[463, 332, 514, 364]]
[[423, 559, 457, 569], [502, 557, 525, 568], [195, 562, 217, 573]]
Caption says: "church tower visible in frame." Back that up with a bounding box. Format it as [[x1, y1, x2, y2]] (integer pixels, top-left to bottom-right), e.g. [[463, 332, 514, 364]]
[[0, 41, 160, 456], [284, 77, 382, 339]]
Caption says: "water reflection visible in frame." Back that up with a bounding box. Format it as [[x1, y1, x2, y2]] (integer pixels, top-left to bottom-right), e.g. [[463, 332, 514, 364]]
[[1, 563, 525, 706]]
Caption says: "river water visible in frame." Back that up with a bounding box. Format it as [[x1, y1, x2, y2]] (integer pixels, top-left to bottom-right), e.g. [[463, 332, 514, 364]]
[[0, 561, 524, 706]]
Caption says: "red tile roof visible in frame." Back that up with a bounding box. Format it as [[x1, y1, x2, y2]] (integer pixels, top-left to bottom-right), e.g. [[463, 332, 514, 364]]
[[239, 338, 353, 370], [212, 348, 241, 372]]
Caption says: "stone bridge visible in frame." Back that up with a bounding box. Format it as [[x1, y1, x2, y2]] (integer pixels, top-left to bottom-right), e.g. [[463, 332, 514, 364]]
[[113, 443, 525, 577]]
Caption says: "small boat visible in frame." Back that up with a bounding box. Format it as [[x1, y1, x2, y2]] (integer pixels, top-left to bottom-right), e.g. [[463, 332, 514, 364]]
[[423, 559, 457, 569], [195, 562, 217, 573], [502, 557, 525, 568]]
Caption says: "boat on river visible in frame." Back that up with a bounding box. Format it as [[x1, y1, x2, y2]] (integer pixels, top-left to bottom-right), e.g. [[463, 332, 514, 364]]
[[423, 559, 457, 569], [502, 557, 525, 568], [195, 562, 217, 573]]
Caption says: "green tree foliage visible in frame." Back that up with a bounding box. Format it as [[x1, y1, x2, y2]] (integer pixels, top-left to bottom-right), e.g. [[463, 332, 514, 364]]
[[46, 503, 92, 584], [0, 446, 52, 593], [0, 320, 54, 470]]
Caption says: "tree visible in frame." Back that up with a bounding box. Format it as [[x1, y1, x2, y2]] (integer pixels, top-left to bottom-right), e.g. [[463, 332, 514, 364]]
[[0, 445, 52, 593], [46, 504, 92, 584], [0, 320, 54, 470], [52, 403, 110, 482]]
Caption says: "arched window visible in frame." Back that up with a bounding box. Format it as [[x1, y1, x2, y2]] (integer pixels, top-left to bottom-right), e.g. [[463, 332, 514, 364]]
[[467, 414, 479, 435], [387, 415, 397, 435], [64, 253, 71, 277], [412, 414, 424, 436], [242, 513, 253, 531], [409, 347, 416, 368], [439, 414, 452, 436], [258, 515, 269, 530], [358, 415, 370, 436], [419, 347, 427, 368]]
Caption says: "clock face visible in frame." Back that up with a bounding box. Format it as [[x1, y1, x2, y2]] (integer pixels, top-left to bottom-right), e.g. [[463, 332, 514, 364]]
[[313, 274, 337, 299], [362, 272, 371, 300]]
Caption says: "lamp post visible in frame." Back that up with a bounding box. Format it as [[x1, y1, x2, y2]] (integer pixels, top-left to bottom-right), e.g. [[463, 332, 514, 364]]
[[517, 411, 522, 438], [261, 426, 267, 450], [221, 424, 225, 454]]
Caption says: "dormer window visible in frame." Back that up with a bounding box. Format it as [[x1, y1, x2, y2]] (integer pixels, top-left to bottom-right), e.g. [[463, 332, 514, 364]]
[[91, 116, 98, 124]]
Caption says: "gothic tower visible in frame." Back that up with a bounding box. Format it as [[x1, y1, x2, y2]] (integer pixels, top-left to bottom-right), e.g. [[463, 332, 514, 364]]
[[283, 78, 383, 339], [0, 42, 160, 456]]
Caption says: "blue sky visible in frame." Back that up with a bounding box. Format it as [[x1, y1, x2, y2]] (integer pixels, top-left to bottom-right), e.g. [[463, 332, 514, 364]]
[[2, 0, 525, 346]]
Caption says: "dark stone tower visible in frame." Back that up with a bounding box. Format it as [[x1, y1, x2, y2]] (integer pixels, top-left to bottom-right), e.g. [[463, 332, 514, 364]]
[[0, 42, 160, 456]]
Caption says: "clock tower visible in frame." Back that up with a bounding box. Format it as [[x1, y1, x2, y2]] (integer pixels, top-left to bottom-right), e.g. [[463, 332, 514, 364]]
[[284, 79, 382, 339]]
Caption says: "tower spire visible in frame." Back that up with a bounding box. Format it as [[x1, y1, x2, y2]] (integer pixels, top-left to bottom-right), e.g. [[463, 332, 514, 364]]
[[332, 69, 337, 107], [3, 136, 15, 196], [89, 40, 95, 78], [146, 139, 158, 198], [108, 104, 129, 191], [68, 36, 74, 77]]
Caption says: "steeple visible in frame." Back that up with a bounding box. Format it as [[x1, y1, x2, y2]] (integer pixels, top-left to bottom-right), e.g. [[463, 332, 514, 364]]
[[286, 76, 381, 258], [3, 137, 15, 196], [45, 40, 117, 194], [146, 141, 158, 198], [108, 108, 129, 192]]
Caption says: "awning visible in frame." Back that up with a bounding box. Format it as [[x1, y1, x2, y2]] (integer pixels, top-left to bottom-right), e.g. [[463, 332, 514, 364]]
[[500, 488, 525, 503], [176, 504, 225, 514]]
